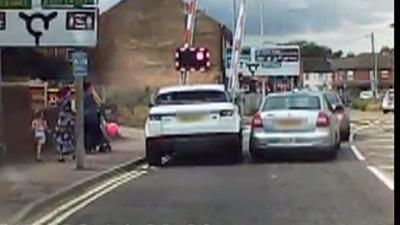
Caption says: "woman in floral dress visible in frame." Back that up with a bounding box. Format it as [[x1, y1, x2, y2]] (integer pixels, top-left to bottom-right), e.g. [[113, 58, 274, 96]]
[[54, 86, 75, 162]]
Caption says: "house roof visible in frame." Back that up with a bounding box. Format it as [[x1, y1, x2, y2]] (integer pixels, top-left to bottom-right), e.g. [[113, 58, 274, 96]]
[[302, 57, 333, 73], [332, 53, 394, 70]]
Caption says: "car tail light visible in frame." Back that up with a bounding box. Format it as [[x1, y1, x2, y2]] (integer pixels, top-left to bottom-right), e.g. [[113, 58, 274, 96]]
[[251, 113, 263, 128], [220, 110, 234, 117], [149, 113, 175, 121], [149, 114, 162, 121], [316, 112, 330, 127]]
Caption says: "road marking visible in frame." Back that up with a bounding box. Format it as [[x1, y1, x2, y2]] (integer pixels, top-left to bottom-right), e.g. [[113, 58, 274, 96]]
[[366, 152, 394, 158], [350, 145, 366, 161], [377, 165, 394, 170], [367, 166, 394, 191], [32, 169, 148, 225], [349, 117, 395, 192]]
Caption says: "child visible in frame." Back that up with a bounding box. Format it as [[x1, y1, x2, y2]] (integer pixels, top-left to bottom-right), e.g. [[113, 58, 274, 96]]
[[31, 110, 48, 162]]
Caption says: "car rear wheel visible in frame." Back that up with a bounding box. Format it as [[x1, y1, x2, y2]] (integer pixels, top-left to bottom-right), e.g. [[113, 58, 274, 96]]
[[146, 139, 162, 166], [341, 127, 350, 142], [227, 134, 243, 163], [249, 139, 263, 162], [328, 137, 340, 160]]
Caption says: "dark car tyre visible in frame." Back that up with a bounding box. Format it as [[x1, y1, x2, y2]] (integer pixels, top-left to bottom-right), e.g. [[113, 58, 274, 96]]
[[227, 133, 244, 163], [146, 139, 162, 166], [341, 126, 351, 142], [328, 136, 340, 160], [249, 138, 263, 162]]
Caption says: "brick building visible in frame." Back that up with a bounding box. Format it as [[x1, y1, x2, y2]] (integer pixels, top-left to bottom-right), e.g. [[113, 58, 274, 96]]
[[331, 53, 394, 91]]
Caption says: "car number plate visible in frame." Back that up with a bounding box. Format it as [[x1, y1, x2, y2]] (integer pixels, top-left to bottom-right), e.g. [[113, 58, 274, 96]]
[[178, 114, 205, 123], [277, 119, 302, 129], [280, 138, 296, 144]]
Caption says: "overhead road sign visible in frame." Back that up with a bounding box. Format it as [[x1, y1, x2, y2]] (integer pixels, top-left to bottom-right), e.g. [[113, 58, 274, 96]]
[[42, 0, 97, 9], [0, 0, 32, 9], [0, 9, 98, 47]]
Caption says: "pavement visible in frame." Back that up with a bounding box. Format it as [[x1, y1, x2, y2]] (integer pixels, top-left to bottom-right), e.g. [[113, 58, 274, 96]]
[[0, 127, 145, 224]]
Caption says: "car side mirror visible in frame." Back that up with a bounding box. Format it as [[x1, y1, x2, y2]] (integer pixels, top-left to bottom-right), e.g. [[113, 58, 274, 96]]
[[333, 104, 344, 112]]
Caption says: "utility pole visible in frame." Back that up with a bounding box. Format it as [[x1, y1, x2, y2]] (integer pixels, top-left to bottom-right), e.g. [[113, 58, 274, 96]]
[[259, 0, 267, 96], [259, 0, 264, 42], [370, 32, 378, 98], [233, 0, 237, 29], [0, 48, 4, 153]]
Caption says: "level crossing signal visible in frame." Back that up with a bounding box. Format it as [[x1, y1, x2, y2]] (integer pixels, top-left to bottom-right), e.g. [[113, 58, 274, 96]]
[[174, 46, 211, 72]]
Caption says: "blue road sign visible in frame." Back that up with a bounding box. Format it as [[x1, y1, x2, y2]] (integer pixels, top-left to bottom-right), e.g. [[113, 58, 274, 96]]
[[72, 51, 88, 77]]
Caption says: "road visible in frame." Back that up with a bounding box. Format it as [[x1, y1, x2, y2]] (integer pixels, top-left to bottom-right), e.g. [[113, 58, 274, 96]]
[[59, 138, 393, 225]]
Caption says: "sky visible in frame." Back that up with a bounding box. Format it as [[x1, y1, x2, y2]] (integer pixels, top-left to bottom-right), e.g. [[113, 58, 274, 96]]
[[100, 0, 394, 54]]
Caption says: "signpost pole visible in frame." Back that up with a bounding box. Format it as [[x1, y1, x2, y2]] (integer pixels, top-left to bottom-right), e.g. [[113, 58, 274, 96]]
[[72, 50, 88, 170], [261, 76, 266, 96], [75, 75, 85, 169]]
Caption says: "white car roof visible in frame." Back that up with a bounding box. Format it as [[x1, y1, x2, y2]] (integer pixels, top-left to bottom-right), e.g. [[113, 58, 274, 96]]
[[157, 84, 226, 95]]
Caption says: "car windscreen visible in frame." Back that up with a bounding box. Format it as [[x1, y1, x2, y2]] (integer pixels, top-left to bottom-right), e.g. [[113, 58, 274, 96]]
[[324, 93, 342, 106], [262, 95, 321, 111], [155, 90, 228, 105]]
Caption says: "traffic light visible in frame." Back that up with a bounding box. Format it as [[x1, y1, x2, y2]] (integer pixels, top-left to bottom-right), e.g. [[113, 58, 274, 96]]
[[175, 46, 211, 72]]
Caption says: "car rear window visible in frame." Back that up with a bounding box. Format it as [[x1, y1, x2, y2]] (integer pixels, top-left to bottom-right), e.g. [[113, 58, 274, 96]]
[[324, 93, 341, 106], [262, 95, 321, 111], [155, 90, 228, 105]]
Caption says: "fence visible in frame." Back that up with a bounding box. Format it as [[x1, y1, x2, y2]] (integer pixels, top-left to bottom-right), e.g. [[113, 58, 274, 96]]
[[242, 93, 263, 116]]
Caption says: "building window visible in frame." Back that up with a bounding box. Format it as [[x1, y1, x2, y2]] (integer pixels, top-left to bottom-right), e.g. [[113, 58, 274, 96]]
[[319, 73, 324, 81], [346, 70, 354, 81], [381, 70, 389, 79], [305, 73, 309, 80]]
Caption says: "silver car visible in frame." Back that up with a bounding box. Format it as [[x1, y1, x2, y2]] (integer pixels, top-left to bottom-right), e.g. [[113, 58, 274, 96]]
[[249, 90, 341, 161]]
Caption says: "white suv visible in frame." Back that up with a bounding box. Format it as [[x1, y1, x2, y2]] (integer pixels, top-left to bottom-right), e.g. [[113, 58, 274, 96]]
[[381, 89, 394, 114], [145, 84, 242, 166]]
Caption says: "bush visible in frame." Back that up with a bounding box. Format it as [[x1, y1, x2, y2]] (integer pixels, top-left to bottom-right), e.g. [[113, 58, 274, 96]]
[[104, 88, 152, 128], [351, 98, 381, 111], [365, 98, 381, 111], [118, 105, 149, 128]]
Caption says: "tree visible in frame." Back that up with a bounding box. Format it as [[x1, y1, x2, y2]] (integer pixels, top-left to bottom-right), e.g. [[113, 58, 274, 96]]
[[282, 40, 333, 58], [333, 50, 344, 58], [380, 46, 393, 55]]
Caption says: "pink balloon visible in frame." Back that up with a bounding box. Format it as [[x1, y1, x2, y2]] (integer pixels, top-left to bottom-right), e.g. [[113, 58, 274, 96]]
[[106, 122, 119, 137]]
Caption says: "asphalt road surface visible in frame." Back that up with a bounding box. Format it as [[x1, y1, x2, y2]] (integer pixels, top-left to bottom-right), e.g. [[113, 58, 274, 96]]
[[63, 141, 394, 225]]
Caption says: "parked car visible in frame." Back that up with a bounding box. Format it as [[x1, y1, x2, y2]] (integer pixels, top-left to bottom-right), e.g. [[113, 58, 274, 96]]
[[323, 91, 351, 142], [249, 90, 341, 161], [381, 89, 394, 114], [359, 91, 374, 100]]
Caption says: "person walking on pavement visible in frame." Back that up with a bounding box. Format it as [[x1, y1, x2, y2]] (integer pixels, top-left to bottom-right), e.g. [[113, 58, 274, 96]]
[[83, 82, 103, 152], [31, 109, 49, 162], [54, 86, 75, 162]]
